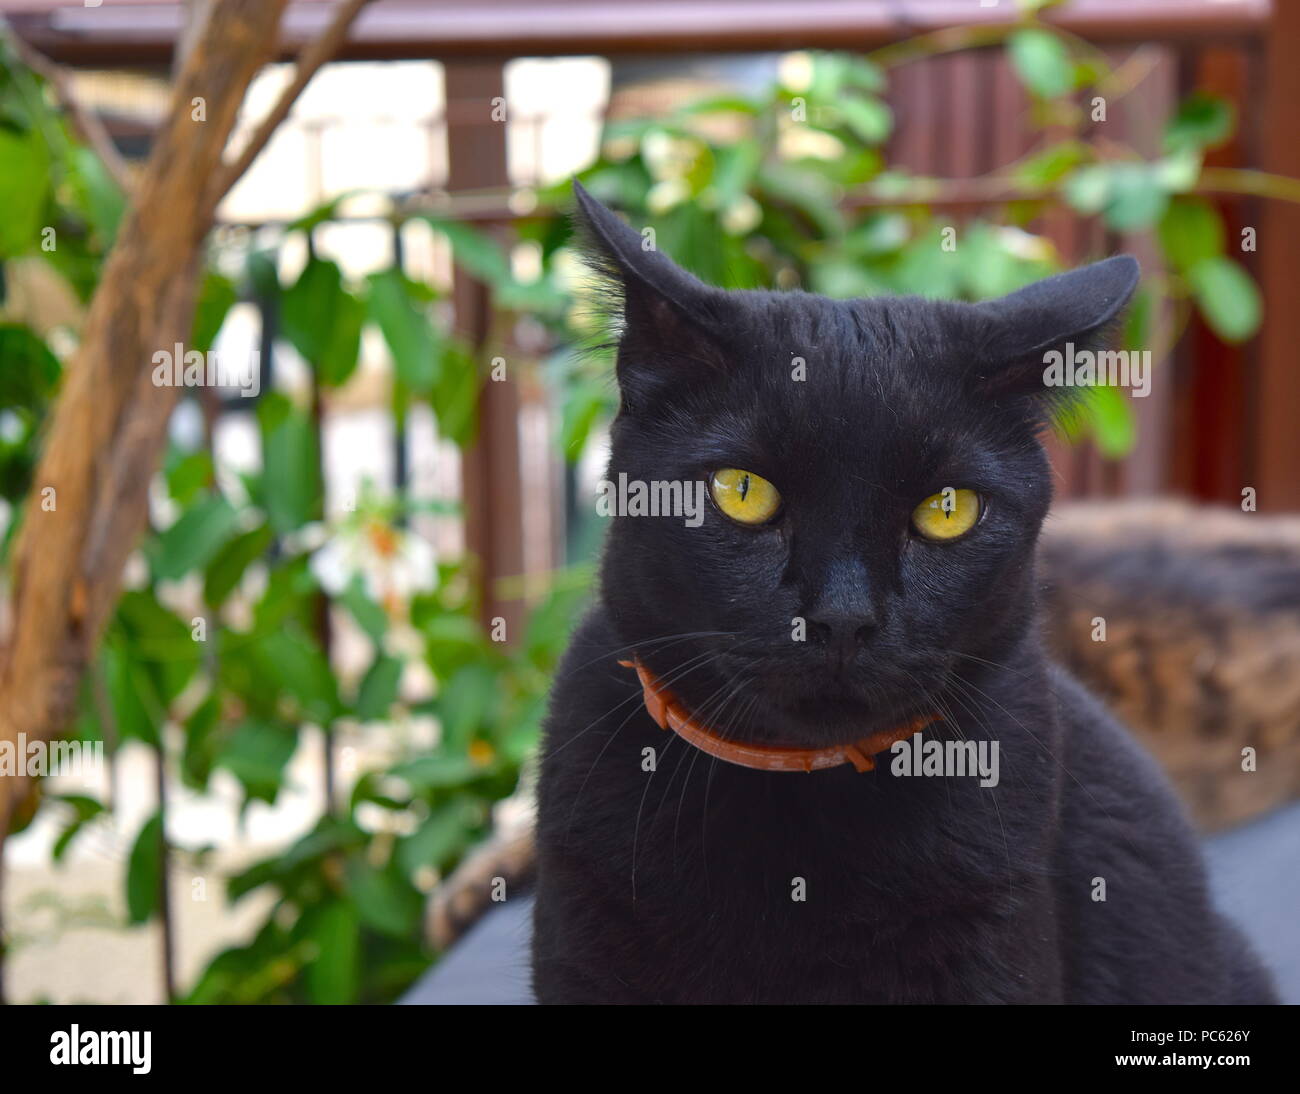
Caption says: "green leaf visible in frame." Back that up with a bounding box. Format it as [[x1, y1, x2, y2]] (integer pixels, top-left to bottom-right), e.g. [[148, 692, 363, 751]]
[[387, 753, 482, 791], [340, 576, 387, 645], [1008, 29, 1075, 100], [808, 53, 881, 100], [397, 804, 470, 879], [801, 146, 881, 188], [180, 694, 222, 790], [756, 163, 844, 238], [0, 323, 63, 407], [891, 227, 963, 299], [434, 663, 498, 751], [116, 589, 200, 703], [101, 640, 161, 746], [836, 97, 893, 145], [673, 93, 760, 120], [1102, 165, 1169, 230], [126, 811, 164, 925], [344, 858, 422, 939], [0, 126, 51, 257], [355, 654, 403, 721], [957, 223, 1052, 300], [1165, 93, 1235, 154], [192, 271, 238, 355], [281, 257, 341, 363], [1064, 163, 1168, 230], [318, 289, 365, 386], [204, 523, 274, 609], [1157, 197, 1223, 274], [1061, 164, 1110, 213], [51, 794, 107, 863], [844, 213, 908, 257], [559, 375, 612, 462], [420, 612, 489, 676], [367, 269, 440, 395], [258, 393, 321, 534], [214, 718, 298, 803], [247, 555, 317, 636], [421, 217, 514, 289], [255, 628, 339, 723], [279, 256, 365, 385], [67, 146, 125, 247], [1014, 141, 1092, 187], [246, 249, 280, 300], [1123, 286, 1153, 353], [709, 141, 762, 206], [1081, 385, 1136, 458], [165, 449, 214, 506], [154, 494, 239, 581], [226, 818, 359, 903], [303, 901, 361, 1004], [1188, 256, 1261, 343], [286, 194, 351, 235], [432, 341, 480, 446], [843, 56, 886, 94], [1154, 148, 1201, 193], [809, 257, 890, 299]]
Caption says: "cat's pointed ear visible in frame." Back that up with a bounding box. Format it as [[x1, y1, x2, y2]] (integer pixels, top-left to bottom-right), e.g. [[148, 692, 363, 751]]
[[971, 256, 1139, 396], [571, 182, 725, 409]]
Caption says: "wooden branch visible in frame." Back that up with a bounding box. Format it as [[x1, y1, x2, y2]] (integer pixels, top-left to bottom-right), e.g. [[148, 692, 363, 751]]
[[2, 18, 133, 194], [0, 0, 290, 837], [204, 0, 373, 217], [426, 820, 536, 951]]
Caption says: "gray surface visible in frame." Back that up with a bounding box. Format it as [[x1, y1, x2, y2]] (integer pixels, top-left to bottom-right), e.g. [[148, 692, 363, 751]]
[[401, 801, 1300, 1005], [400, 894, 535, 1005], [1203, 801, 1300, 1003]]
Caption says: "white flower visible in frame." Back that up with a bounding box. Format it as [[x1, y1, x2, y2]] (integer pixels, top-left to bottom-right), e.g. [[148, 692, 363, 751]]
[[721, 194, 762, 236], [310, 516, 437, 617], [646, 178, 689, 215]]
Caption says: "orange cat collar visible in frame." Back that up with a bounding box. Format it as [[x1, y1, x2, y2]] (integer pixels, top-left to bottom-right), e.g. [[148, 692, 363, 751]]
[[620, 658, 939, 773]]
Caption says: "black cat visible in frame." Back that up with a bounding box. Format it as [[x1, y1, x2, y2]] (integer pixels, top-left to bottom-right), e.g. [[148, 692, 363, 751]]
[[530, 182, 1277, 1004]]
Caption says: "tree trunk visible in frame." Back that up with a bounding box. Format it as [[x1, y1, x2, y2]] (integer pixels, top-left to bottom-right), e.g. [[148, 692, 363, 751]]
[[0, 0, 288, 836]]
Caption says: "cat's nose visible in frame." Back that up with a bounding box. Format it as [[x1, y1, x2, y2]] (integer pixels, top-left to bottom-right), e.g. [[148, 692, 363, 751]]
[[806, 558, 878, 658], [806, 605, 877, 656]]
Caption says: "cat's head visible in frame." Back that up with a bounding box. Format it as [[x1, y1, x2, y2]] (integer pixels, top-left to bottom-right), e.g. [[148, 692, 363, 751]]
[[575, 183, 1137, 747]]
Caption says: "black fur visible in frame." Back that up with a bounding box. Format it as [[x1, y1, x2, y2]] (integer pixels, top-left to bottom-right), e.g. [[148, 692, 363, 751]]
[[530, 183, 1277, 1004]]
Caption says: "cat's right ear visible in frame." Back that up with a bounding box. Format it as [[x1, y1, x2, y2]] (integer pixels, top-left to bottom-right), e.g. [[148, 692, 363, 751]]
[[571, 182, 725, 410]]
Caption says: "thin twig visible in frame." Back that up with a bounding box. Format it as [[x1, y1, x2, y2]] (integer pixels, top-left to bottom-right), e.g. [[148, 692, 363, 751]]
[[204, 0, 373, 215], [1, 18, 133, 193]]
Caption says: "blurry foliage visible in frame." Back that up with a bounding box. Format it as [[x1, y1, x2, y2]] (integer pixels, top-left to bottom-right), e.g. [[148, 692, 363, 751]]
[[543, 34, 1261, 461], [0, 7, 1275, 1002]]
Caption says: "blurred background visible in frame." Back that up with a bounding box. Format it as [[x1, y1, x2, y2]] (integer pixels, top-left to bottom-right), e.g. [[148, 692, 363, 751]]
[[0, 0, 1297, 1004]]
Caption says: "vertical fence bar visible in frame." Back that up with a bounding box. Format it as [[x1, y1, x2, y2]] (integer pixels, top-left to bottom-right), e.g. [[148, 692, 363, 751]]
[[1255, 5, 1300, 512], [392, 220, 409, 524], [305, 228, 337, 813], [444, 61, 526, 642]]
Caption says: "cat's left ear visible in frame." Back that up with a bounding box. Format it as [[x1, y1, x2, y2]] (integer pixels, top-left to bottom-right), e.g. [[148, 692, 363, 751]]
[[970, 256, 1139, 396]]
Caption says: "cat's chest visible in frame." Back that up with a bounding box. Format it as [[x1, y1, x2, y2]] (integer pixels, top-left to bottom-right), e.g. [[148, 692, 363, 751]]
[[565, 713, 1027, 910], [540, 680, 1062, 1001]]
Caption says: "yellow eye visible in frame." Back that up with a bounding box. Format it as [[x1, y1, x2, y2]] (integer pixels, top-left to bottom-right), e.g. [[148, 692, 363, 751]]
[[710, 468, 781, 525], [912, 488, 982, 541]]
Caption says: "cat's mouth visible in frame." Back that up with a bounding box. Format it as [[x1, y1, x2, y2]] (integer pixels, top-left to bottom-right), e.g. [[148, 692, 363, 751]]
[[622, 657, 939, 773], [694, 646, 946, 748]]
